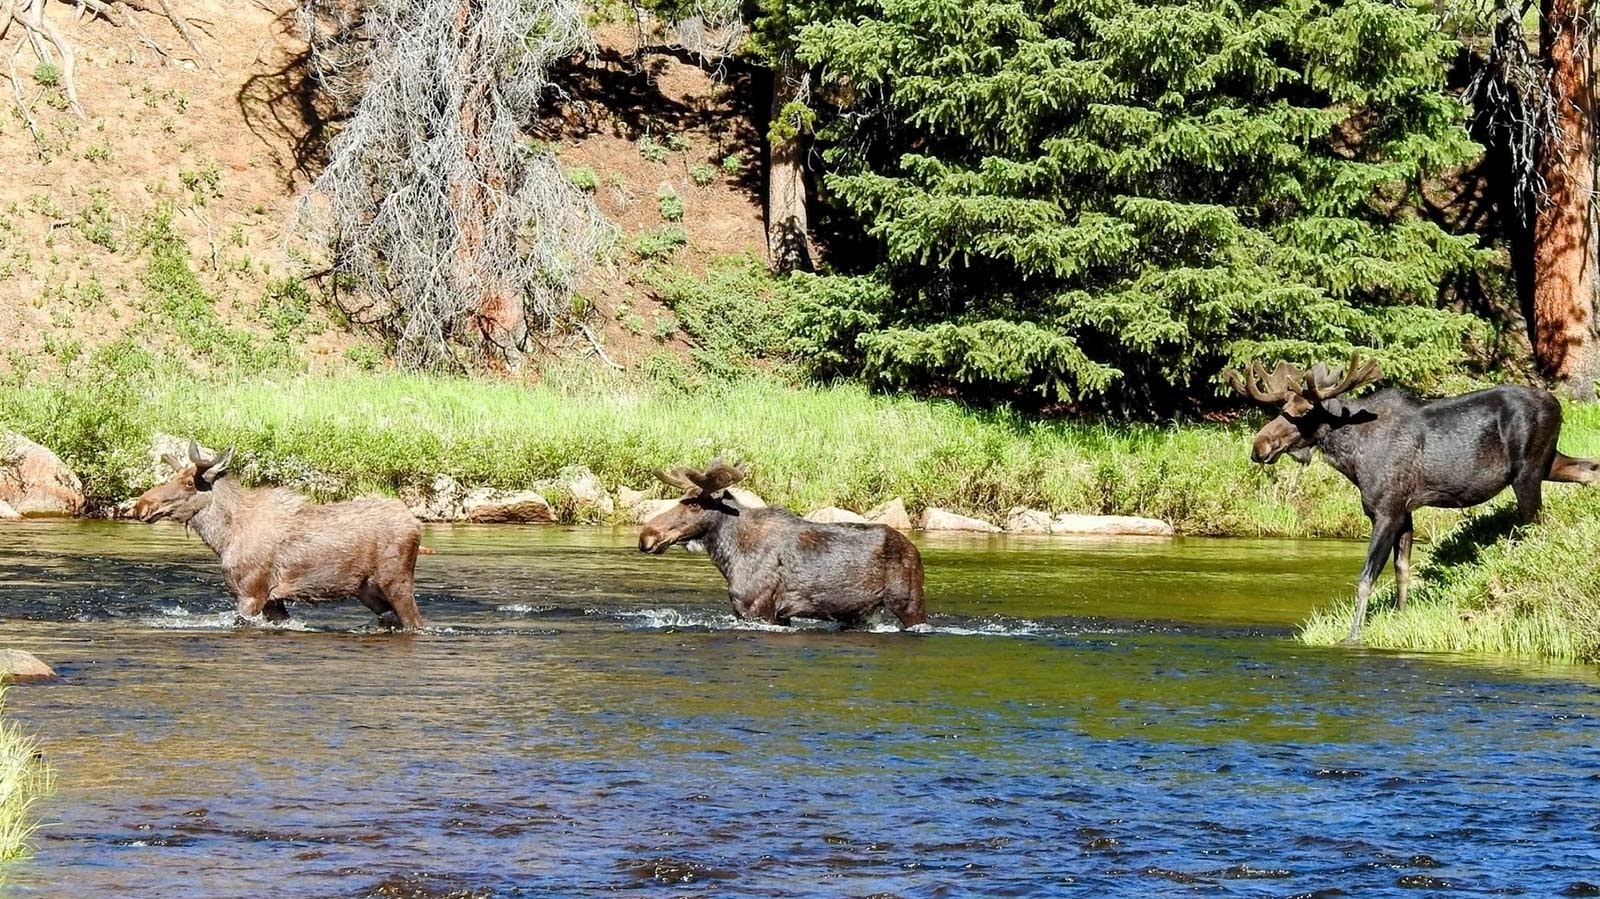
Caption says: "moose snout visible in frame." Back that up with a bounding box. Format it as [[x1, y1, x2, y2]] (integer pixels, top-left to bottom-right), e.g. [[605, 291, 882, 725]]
[[130, 497, 161, 522], [638, 530, 665, 554]]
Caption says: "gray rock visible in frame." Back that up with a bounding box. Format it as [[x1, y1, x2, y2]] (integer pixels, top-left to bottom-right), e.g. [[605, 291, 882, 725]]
[[401, 474, 466, 522], [1004, 507, 1054, 534], [0, 649, 56, 683], [556, 465, 613, 517], [631, 498, 681, 525], [725, 486, 766, 508], [865, 498, 913, 531], [806, 506, 868, 524], [919, 507, 1001, 533], [616, 485, 648, 513], [1050, 513, 1175, 537], [462, 489, 555, 524]]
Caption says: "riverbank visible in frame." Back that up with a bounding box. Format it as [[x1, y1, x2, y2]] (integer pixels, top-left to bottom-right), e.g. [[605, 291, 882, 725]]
[[0, 684, 50, 865], [1298, 486, 1600, 662], [4, 360, 1393, 537], [6, 359, 1600, 539]]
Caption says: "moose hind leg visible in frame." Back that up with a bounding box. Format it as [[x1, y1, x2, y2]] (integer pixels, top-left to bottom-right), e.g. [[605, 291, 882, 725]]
[[885, 558, 927, 628], [1392, 513, 1414, 612]]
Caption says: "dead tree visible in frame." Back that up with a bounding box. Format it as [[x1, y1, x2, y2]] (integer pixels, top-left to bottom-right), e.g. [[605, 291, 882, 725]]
[[294, 0, 612, 370]]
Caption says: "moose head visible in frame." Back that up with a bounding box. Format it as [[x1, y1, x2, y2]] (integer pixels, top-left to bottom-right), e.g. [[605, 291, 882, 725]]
[[637, 458, 747, 554], [1225, 354, 1383, 464], [131, 439, 236, 523]]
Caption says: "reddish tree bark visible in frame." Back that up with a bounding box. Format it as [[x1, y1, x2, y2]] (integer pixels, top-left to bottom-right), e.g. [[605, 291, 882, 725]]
[[1531, 0, 1599, 395], [766, 56, 815, 273]]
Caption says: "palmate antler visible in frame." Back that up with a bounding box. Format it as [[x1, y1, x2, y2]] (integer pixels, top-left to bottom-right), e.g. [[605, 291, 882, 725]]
[[654, 457, 747, 497], [1305, 353, 1383, 401], [1224, 359, 1306, 404], [1225, 353, 1383, 406]]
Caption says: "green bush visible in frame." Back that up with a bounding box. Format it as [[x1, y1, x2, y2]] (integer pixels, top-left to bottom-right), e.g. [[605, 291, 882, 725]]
[[647, 255, 798, 364], [630, 226, 687, 261]]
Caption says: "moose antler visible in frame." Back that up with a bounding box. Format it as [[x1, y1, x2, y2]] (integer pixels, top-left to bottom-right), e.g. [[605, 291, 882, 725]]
[[1224, 359, 1307, 404], [1306, 353, 1382, 400], [654, 457, 747, 497]]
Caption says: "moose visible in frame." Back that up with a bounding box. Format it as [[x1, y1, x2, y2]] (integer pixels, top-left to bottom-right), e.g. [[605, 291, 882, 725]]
[[1227, 355, 1598, 641], [132, 440, 427, 629], [637, 459, 928, 629]]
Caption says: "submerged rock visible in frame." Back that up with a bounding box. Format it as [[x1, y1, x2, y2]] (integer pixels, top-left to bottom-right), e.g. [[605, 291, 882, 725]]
[[0, 649, 56, 683], [806, 506, 868, 524], [865, 498, 912, 531], [0, 432, 85, 517], [1049, 513, 1174, 537], [920, 508, 1001, 533]]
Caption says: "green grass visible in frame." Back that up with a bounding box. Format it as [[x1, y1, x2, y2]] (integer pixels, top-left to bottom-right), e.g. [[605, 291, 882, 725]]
[[1, 354, 1401, 535], [1298, 470, 1600, 661], [0, 684, 51, 866]]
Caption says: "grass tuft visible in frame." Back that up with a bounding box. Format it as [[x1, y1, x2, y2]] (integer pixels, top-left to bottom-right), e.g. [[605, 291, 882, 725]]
[[0, 684, 51, 865]]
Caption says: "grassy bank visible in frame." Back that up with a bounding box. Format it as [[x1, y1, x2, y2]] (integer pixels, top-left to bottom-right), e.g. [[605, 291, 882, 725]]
[[0, 684, 50, 865], [0, 352, 1396, 536], [1299, 484, 1600, 661]]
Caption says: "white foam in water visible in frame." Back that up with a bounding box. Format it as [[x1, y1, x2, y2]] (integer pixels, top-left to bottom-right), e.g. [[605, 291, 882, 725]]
[[142, 606, 311, 631], [497, 603, 554, 615], [614, 607, 1060, 638]]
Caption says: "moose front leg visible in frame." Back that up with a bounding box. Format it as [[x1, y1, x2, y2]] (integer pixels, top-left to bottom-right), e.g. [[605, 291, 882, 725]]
[[727, 573, 783, 624], [1349, 512, 1406, 643]]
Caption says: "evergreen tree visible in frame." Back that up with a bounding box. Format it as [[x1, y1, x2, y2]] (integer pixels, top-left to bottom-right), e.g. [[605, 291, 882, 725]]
[[791, 0, 1490, 411]]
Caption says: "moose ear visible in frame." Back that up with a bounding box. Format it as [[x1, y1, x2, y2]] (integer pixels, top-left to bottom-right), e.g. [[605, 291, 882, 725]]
[[199, 446, 234, 486]]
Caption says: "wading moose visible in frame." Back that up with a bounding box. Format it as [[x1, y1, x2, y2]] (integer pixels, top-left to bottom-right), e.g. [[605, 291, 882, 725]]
[[132, 440, 427, 629], [637, 459, 928, 628], [1226, 355, 1599, 642]]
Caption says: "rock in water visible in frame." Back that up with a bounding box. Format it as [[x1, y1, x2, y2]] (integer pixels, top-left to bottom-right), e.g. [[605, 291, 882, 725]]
[[806, 506, 869, 524], [0, 649, 56, 683], [919, 508, 1001, 533], [0, 432, 86, 517]]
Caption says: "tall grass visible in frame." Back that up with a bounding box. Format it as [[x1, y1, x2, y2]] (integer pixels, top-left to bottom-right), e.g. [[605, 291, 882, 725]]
[[1, 361, 1397, 535], [1299, 486, 1600, 661], [0, 684, 51, 866]]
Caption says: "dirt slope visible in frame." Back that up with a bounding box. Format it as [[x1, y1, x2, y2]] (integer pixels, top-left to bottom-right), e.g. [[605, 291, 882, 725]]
[[0, 2, 765, 377]]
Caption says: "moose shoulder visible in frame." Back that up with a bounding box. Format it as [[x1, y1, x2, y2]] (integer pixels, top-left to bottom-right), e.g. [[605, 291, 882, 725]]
[[131, 440, 427, 629], [1227, 355, 1598, 642], [638, 460, 927, 629]]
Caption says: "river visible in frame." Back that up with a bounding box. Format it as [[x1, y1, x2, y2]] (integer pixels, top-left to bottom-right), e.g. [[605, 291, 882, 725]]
[[2, 521, 1598, 897]]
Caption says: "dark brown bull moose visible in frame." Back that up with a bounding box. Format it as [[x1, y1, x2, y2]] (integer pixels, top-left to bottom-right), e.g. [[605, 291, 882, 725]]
[[1226, 354, 1598, 642], [132, 440, 427, 629], [638, 459, 927, 628]]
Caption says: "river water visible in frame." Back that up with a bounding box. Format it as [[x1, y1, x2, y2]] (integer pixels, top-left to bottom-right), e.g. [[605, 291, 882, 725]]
[[2, 521, 1599, 897]]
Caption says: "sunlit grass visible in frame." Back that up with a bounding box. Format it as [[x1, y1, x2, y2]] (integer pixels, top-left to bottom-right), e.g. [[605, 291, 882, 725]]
[[0, 684, 51, 866], [1299, 486, 1600, 661], [3, 367, 1389, 536]]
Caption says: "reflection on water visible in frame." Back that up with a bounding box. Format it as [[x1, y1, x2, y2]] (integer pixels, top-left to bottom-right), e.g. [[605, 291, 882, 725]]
[[2, 521, 1599, 897]]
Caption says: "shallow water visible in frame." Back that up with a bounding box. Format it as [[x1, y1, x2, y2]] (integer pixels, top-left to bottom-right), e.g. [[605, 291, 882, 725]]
[[3, 521, 1600, 897]]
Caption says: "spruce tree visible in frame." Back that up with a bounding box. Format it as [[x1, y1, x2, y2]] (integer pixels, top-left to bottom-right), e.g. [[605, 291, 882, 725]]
[[792, 0, 1489, 411]]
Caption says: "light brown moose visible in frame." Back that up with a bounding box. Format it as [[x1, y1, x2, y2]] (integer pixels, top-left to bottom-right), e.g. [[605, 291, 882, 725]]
[[132, 440, 427, 629]]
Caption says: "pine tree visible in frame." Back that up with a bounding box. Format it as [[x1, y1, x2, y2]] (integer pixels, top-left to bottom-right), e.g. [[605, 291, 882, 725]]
[[791, 0, 1490, 411]]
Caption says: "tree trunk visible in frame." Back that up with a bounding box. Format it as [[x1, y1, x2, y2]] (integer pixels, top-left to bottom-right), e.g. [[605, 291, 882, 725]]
[[1532, 0, 1599, 396], [766, 55, 815, 273], [454, 0, 524, 366]]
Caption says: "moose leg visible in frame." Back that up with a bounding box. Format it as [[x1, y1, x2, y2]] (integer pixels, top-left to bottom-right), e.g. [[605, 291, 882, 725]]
[[1548, 453, 1600, 484], [356, 582, 395, 621], [1349, 513, 1405, 643], [885, 550, 927, 628], [1512, 467, 1545, 524], [380, 580, 424, 631], [1392, 513, 1414, 612]]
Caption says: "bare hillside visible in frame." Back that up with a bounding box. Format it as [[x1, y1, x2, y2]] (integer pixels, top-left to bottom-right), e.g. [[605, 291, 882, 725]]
[[0, 2, 766, 377]]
